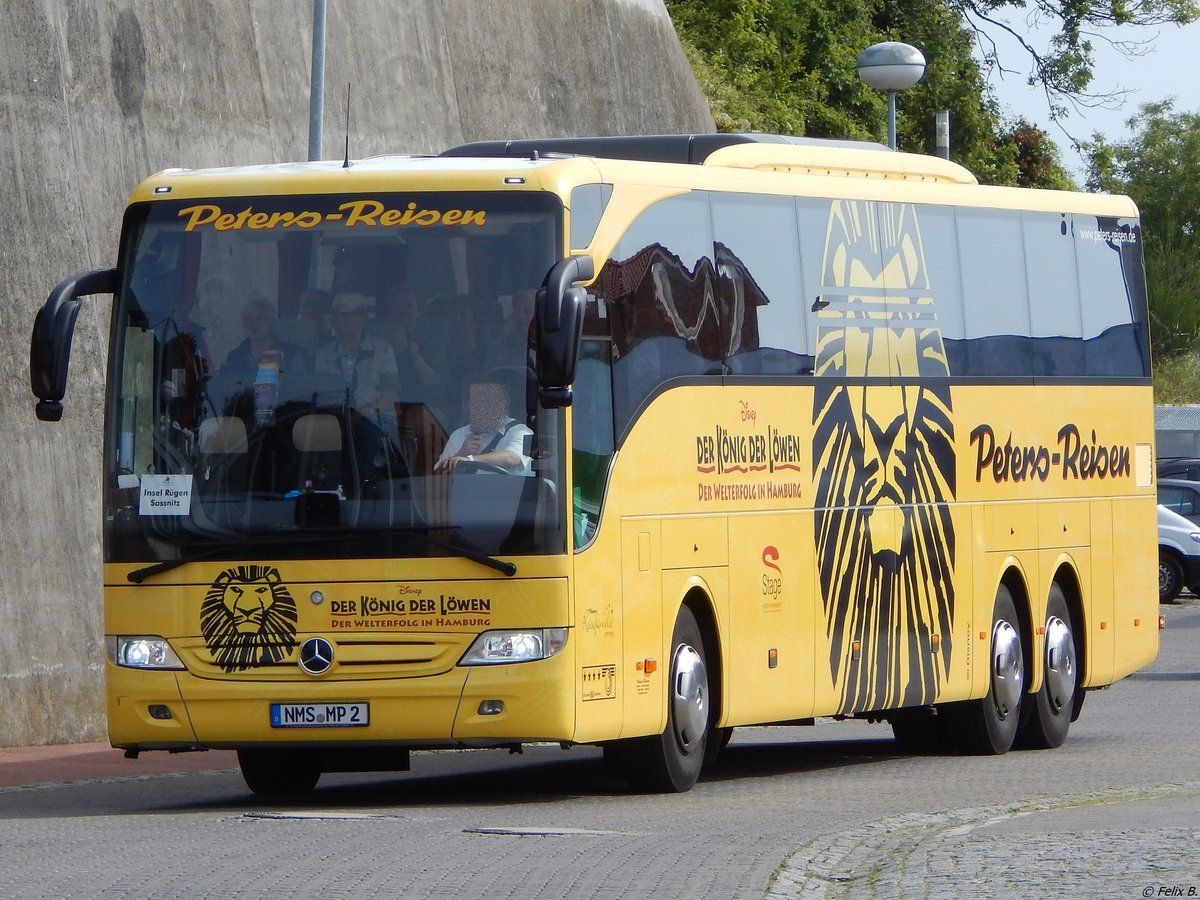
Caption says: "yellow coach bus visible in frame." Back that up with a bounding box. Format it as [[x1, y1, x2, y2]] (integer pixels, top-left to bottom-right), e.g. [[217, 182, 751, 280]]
[[31, 134, 1158, 795]]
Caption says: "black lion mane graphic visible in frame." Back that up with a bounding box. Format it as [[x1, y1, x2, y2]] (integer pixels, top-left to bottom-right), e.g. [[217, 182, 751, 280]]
[[813, 380, 956, 711], [812, 200, 957, 714], [200, 565, 299, 672]]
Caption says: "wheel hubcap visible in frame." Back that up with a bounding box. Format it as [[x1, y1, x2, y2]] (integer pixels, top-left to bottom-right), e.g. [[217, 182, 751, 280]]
[[991, 619, 1023, 720], [1043, 615, 1076, 712], [670, 643, 708, 756]]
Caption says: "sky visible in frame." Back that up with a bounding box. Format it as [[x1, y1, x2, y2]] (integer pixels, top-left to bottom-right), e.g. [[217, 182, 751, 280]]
[[975, 17, 1200, 178]]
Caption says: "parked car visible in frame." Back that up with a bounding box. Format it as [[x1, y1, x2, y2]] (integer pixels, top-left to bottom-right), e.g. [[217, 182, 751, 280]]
[[1158, 457, 1200, 481], [1158, 478, 1200, 527], [1158, 504, 1200, 602]]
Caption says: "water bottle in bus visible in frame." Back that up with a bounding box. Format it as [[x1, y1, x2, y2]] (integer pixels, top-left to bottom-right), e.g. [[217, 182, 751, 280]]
[[253, 350, 281, 425]]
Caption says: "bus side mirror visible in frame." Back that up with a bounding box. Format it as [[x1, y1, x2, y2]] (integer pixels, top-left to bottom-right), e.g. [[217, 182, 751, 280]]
[[30, 268, 118, 421], [535, 256, 593, 409]]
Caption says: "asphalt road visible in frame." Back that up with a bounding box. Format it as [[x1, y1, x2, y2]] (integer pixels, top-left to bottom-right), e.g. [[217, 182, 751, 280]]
[[2, 599, 1198, 899]]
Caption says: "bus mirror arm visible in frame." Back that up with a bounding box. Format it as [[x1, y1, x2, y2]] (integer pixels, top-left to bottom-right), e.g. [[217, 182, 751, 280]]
[[30, 268, 118, 422], [535, 256, 593, 409]]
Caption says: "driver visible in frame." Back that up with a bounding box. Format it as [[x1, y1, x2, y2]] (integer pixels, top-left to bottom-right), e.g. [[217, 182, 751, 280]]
[[434, 379, 531, 474]]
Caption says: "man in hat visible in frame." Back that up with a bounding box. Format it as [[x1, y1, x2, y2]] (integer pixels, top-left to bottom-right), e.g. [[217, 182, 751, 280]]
[[314, 292, 400, 424]]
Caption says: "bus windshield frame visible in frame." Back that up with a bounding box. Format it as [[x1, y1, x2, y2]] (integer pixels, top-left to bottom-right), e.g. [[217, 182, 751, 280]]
[[104, 189, 566, 566]]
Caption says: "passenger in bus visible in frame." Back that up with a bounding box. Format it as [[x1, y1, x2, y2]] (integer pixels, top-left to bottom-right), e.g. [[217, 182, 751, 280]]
[[222, 297, 310, 382], [436, 295, 495, 423], [485, 288, 536, 371], [295, 287, 335, 350], [312, 293, 407, 484], [375, 285, 436, 393], [434, 378, 531, 475], [314, 292, 401, 425]]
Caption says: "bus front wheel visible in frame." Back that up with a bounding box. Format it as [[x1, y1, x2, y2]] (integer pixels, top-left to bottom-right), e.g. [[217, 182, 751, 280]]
[[1018, 584, 1077, 749], [238, 749, 321, 796], [619, 606, 710, 793], [948, 585, 1025, 755]]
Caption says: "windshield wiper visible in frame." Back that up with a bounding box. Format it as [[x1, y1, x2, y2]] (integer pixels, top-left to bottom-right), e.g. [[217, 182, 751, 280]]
[[127, 534, 294, 583], [333, 526, 518, 577], [126, 526, 517, 583]]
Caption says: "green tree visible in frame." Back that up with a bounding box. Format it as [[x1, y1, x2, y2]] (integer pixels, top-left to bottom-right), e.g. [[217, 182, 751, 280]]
[[994, 118, 1076, 188], [666, 0, 877, 137], [1084, 101, 1200, 359], [664, 0, 1078, 186]]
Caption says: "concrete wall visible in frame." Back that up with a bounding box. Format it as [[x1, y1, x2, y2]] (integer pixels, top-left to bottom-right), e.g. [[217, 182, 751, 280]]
[[0, 0, 712, 747]]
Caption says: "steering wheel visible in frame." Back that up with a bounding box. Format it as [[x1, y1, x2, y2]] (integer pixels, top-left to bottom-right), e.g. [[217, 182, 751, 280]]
[[455, 459, 512, 476]]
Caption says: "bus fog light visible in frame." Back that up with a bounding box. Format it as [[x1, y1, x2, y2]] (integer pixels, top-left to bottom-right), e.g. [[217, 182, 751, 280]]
[[148, 704, 174, 720], [478, 700, 505, 715], [459, 628, 568, 665], [107, 636, 185, 670]]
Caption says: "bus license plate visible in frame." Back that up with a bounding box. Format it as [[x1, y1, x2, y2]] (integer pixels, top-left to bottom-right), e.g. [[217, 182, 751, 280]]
[[270, 702, 369, 728]]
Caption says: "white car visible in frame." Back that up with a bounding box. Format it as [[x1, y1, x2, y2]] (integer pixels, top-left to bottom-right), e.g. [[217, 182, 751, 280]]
[[1158, 504, 1200, 602]]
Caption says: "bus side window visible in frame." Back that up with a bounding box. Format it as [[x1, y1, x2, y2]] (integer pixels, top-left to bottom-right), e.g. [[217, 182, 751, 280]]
[[572, 340, 615, 546], [711, 193, 809, 376], [600, 193, 717, 437]]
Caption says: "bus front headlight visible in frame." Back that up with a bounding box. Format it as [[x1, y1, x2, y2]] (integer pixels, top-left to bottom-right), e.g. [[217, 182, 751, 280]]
[[459, 628, 568, 665], [107, 636, 186, 670]]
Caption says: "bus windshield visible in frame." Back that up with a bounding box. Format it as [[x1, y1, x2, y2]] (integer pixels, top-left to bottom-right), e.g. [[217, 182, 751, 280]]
[[106, 190, 564, 565]]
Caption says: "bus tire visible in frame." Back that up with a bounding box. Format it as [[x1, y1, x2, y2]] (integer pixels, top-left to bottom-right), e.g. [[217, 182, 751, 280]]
[[1018, 584, 1077, 749], [237, 749, 321, 796], [949, 585, 1024, 755], [620, 606, 710, 792]]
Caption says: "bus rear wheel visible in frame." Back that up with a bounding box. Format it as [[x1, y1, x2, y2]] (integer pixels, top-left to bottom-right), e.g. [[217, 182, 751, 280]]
[[619, 606, 710, 793], [1018, 584, 1077, 749], [238, 749, 321, 796], [948, 585, 1024, 755]]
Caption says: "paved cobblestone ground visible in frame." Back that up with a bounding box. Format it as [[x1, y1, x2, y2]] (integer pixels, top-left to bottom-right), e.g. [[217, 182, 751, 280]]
[[768, 783, 1200, 899]]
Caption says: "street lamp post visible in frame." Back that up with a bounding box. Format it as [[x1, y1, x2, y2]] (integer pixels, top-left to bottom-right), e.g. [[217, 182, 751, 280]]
[[856, 42, 926, 150], [308, 0, 327, 162]]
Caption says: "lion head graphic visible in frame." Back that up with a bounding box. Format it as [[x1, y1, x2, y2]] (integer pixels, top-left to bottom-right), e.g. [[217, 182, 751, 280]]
[[813, 199, 956, 714], [200, 565, 298, 672]]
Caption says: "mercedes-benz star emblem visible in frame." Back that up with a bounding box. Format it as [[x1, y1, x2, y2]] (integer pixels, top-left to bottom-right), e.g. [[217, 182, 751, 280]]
[[298, 637, 334, 675]]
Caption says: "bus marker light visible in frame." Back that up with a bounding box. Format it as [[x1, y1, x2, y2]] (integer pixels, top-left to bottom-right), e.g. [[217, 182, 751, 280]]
[[504, 177, 526, 185], [644, 659, 657, 675], [1100, 621, 1108, 630], [478, 700, 504, 716], [851, 640, 861, 661], [1036, 625, 1046, 635], [153, 186, 172, 194], [310, 590, 325, 605], [930, 634, 940, 653], [768, 649, 778, 669], [1134, 618, 1141, 627], [1160, 615, 1167, 630]]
